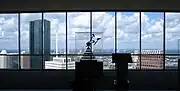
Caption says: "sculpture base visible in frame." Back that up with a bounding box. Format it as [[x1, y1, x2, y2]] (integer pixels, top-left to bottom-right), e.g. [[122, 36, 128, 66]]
[[73, 60, 103, 91], [75, 60, 103, 80]]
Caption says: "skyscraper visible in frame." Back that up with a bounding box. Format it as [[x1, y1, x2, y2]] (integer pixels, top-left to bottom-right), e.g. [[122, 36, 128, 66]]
[[29, 19, 50, 69]]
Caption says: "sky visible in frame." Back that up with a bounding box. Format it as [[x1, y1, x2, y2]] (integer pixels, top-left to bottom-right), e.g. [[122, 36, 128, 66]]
[[0, 12, 180, 51]]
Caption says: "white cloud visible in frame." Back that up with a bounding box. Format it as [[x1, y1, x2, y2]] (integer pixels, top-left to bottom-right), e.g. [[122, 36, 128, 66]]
[[71, 12, 90, 29], [148, 20, 163, 33], [1, 12, 180, 50], [3, 18, 17, 32], [166, 13, 180, 44], [0, 14, 18, 50]]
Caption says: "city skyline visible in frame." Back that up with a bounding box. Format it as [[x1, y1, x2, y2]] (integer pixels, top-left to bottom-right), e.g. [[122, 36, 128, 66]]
[[0, 12, 180, 50]]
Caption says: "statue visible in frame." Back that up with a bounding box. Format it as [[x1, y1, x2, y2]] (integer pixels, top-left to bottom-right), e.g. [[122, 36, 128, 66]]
[[86, 34, 101, 50], [73, 34, 103, 91]]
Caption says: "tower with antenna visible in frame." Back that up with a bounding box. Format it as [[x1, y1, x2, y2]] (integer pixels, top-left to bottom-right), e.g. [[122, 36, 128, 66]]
[[55, 26, 59, 58]]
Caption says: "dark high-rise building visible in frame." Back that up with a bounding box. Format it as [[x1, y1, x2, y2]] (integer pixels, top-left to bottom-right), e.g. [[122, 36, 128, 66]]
[[29, 19, 50, 69]]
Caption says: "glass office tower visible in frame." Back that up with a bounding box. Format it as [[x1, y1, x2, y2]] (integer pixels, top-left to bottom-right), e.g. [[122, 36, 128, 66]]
[[29, 19, 50, 69]]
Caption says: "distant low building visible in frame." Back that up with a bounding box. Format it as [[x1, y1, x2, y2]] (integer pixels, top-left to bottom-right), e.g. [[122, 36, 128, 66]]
[[0, 50, 7, 68], [135, 50, 163, 69], [165, 61, 178, 69], [107, 63, 136, 70], [7, 53, 19, 69], [45, 57, 75, 69], [21, 51, 30, 69]]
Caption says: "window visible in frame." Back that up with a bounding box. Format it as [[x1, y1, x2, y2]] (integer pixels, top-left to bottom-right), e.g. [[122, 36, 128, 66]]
[[0, 11, 178, 70], [68, 59, 70, 62], [141, 12, 164, 70], [92, 12, 115, 69], [165, 12, 180, 69], [67, 12, 90, 69], [0, 14, 19, 69], [44, 12, 66, 69], [117, 12, 140, 70], [20, 13, 42, 69]]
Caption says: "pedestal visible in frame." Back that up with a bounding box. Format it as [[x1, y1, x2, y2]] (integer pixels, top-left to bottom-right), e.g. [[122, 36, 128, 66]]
[[73, 48, 103, 91], [112, 53, 133, 91]]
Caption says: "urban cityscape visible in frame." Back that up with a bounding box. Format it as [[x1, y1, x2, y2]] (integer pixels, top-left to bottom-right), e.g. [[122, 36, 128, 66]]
[[0, 12, 179, 70]]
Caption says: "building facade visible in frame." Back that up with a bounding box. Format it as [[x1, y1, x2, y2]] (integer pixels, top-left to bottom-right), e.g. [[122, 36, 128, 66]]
[[21, 51, 30, 69], [45, 57, 75, 69], [0, 50, 7, 68], [29, 19, 50, 69], [7, 53, 19, 69], [0, 50, 19, 69], [136, 50, 163, 69]]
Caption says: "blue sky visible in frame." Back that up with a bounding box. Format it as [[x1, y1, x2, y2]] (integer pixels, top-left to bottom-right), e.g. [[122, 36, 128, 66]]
[[0, 12, 179, 51], [145, 12, 164, 20]]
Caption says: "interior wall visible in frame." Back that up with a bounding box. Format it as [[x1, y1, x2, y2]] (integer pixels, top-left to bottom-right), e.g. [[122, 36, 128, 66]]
[[0, 71, 178, 90]]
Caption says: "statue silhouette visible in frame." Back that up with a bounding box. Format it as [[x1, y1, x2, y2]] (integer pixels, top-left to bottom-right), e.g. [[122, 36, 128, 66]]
[[86, 34, 101, 50]]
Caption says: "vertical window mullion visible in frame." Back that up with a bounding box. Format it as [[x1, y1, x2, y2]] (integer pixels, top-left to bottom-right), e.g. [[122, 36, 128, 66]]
[[140, 12, 142, 70], [163, 12, 165, 70], [42, 12, 44, 70], [115, 12, 117, 54], [90, 12, 92, 60], [66, 12, 68, 70], [18, 13, 21, 69]]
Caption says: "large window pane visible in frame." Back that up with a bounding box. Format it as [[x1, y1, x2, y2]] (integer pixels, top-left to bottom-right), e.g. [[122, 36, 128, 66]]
[[67, 12, 90, 69], [117, 12, 140, 70], [20, 13, 42, 69], [92, 12, 115, 70], [44, 12, 66, 69], [165, 12, 179, 69], [0, 14, 19, 69], [141, 12, 164, 70]]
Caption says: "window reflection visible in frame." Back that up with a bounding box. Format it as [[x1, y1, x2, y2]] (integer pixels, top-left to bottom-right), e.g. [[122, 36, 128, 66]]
[[117, 12, 140, 70], [92, 12, 115, 70], [67, 12, 90, 69]]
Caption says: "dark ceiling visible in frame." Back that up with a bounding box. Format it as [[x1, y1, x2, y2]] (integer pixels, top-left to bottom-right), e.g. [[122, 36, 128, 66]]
[[0, 0, 180, 12]]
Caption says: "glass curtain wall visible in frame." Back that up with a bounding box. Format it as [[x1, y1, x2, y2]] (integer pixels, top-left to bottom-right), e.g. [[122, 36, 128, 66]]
[[0, 12, 178, 70]]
